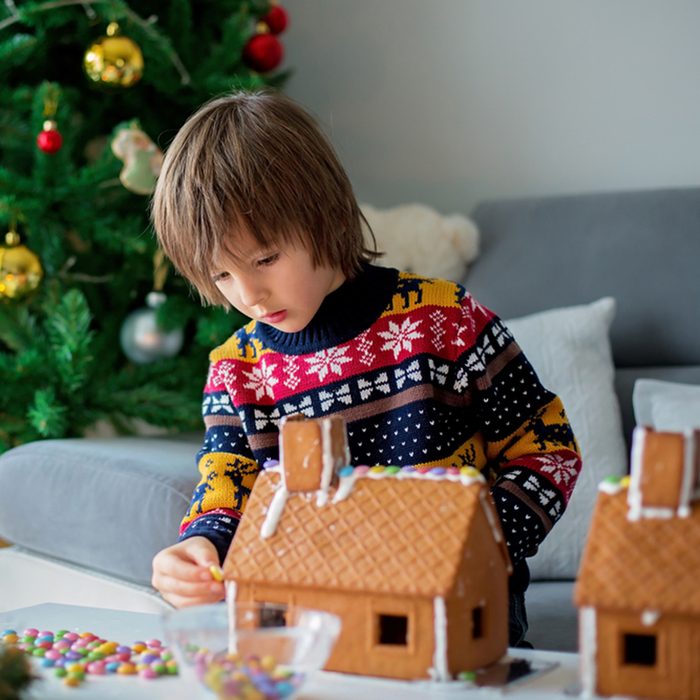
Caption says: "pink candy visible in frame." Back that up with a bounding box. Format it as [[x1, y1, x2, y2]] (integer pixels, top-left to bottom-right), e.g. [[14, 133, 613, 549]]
[[1, 627, 178, 689]]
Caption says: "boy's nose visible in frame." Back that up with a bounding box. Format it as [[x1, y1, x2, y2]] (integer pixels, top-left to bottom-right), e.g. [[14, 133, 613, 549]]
[[238, 276, 267, 308]]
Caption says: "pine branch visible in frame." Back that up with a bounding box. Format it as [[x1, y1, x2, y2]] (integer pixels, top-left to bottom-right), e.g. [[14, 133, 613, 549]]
[[0, 304, 40, 352], [42, 287, 94, 394], [27, 386, 68, 437]]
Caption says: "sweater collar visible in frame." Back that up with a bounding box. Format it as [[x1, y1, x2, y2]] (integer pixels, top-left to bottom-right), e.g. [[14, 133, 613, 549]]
[[254, 263, 399, 354]]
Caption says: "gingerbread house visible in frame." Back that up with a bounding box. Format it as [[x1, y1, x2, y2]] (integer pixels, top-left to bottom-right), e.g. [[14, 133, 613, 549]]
[[223, 414, 512, 681], [574, 426, 700, 700]]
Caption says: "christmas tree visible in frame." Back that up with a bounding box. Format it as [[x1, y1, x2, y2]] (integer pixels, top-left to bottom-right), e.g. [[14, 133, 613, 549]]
[[0, 1, 290, 452]]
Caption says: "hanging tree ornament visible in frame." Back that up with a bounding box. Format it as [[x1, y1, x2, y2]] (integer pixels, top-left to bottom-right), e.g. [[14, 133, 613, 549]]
[[0, 225, 43, 301], [261, 3, 289, 35], [36, 87, 63, 154], [84, 21, 144, 88], [119, 251, 184, 363], [111, 121, 164, 195], [242, 21, 284, 73]]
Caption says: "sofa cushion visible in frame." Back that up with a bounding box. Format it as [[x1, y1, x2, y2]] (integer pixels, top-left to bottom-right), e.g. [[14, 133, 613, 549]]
[[633, 378, 700, 431], [0, 437, 200, 586], [505, 298, 627, 580]]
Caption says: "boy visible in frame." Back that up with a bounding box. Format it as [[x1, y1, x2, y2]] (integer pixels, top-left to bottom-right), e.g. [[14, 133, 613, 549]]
[[150, 91, 582, 647]]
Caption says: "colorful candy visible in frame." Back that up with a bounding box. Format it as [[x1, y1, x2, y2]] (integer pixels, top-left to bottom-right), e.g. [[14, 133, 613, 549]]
[[0, 627, 178, 688], [192, 647, 304, 700]]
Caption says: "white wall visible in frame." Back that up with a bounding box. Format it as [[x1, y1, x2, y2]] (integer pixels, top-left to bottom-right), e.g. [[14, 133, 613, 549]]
[[283, 0, 700, 213]]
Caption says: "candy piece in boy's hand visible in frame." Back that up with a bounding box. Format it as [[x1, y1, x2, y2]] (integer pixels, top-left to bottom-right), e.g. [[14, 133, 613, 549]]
[[209, 565, 224, 582]]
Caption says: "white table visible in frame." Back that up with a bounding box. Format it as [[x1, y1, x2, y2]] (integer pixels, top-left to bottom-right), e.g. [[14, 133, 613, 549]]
[[0, 603, 581, 699]]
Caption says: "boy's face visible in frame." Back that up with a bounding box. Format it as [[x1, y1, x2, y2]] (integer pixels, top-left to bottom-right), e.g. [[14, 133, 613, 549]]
[[212, 229, 345, 333]]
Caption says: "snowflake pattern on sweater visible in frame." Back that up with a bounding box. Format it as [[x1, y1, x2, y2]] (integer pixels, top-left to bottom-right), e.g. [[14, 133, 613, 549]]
[[179, 265, 582, 567]]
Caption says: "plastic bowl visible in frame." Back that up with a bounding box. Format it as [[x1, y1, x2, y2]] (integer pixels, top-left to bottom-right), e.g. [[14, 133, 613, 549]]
[[162, 602, 341, 700]]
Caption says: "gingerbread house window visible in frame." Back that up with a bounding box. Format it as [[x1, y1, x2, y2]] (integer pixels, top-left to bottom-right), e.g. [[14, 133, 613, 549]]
[[377, 614, 409, 646], [472, 606, 484, 639], [622, 632, 657, 666], [259, 602, 288, 628]]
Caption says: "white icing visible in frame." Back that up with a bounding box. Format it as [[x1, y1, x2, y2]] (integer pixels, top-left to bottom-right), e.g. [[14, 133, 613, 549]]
[[679, 429, 695, 516], [316, 420, 335, 507], [431, 596, 450, 682], [260, 485, 289, 538], [579, 606, 597, 697], [641, 609, 660, 626], [332, 473, 357, 503], [599, 479, 625, 495], [627, 427, 645, 521], [226, 581, 238, 654]]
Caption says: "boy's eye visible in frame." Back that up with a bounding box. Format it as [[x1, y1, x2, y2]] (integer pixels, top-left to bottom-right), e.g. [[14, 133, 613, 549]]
[[256, 253, 280, 267], [212, 271, 230, 283]]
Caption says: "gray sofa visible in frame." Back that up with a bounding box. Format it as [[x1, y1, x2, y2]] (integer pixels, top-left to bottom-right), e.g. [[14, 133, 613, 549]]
[[1, 186, 698, 652]]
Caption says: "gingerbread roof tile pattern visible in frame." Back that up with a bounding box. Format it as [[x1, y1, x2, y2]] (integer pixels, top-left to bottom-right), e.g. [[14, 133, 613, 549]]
[[575, 483, 700, 615], [225, 466, 507, 598]]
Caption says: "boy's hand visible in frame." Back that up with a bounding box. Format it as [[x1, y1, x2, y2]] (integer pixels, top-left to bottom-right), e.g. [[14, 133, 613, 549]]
[[151, 536, 225, 608]]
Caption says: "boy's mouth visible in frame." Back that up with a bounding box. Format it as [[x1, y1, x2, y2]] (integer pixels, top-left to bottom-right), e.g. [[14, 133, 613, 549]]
[[261, 310, 287, 324]]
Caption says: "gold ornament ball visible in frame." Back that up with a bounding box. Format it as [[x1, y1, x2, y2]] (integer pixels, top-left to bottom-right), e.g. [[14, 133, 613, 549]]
[[0, 231, 43, 300], [84, 22, 144, 88]]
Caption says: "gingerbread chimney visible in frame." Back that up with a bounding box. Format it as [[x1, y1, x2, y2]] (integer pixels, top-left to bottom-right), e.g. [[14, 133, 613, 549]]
[[278, 414, 349, 499], [628, 426, 700, 519]]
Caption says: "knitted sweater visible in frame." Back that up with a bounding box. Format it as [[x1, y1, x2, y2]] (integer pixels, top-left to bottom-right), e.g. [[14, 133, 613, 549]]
[[180, 264, 582, 576]]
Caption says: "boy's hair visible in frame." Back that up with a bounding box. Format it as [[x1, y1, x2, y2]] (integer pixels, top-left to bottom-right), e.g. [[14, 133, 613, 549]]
[[151, 90, 378, 307]]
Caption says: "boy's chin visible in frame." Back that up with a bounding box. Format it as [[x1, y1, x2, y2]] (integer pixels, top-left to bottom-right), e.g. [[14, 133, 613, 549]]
[[262, 319, 308, 334]]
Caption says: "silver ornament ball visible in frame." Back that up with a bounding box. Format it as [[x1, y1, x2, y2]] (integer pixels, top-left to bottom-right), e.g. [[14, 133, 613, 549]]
[[120, 292, 184, 364]]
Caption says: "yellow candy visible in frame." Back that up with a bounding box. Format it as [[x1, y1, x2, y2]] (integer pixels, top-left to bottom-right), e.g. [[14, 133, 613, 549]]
[[98, 641, 118, 653], [260, 655, 277, 672], [620, 476, 631, 488], [209, 565, 224, 582], [118, 663, 137, 675], [131, 643, 146, 653], [460, 467, 480, 478], [2, 633, 18, 644], [64, 676, 82, 687], [369, 465, 385, 473]]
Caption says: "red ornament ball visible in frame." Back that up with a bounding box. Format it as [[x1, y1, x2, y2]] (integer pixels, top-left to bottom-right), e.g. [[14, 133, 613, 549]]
[[243, 33, 283, 73], [261, 5, 289, 34], [37, 120, 63, 154]]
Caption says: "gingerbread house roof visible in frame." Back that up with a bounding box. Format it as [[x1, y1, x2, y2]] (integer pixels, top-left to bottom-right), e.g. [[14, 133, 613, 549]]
[[574, 485, 700, 615], [224, 467, 509, 598]]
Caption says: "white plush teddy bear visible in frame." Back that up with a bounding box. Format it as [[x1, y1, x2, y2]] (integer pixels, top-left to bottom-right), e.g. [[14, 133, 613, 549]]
[[360, 202, 480, 282]]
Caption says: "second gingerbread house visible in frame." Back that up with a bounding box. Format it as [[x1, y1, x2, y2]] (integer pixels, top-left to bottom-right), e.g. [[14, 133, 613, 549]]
[[223, 414, 512, 681], [574, 426, 700, 700]]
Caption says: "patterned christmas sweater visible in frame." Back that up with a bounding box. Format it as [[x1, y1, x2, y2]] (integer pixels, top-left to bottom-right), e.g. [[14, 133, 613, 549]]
[[180, 264, 582, 573]]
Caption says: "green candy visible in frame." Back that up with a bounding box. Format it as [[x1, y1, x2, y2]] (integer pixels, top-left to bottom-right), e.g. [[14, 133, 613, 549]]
[[54, 667, 68, 678]]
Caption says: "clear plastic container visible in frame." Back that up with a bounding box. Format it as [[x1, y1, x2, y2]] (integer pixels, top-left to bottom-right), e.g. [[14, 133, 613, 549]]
[[162, 602, 341, 699]]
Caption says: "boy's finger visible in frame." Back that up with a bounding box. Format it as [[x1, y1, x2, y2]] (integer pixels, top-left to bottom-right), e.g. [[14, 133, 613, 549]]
[[160, 574, 224, 599], [158, 554, 206, 581]]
